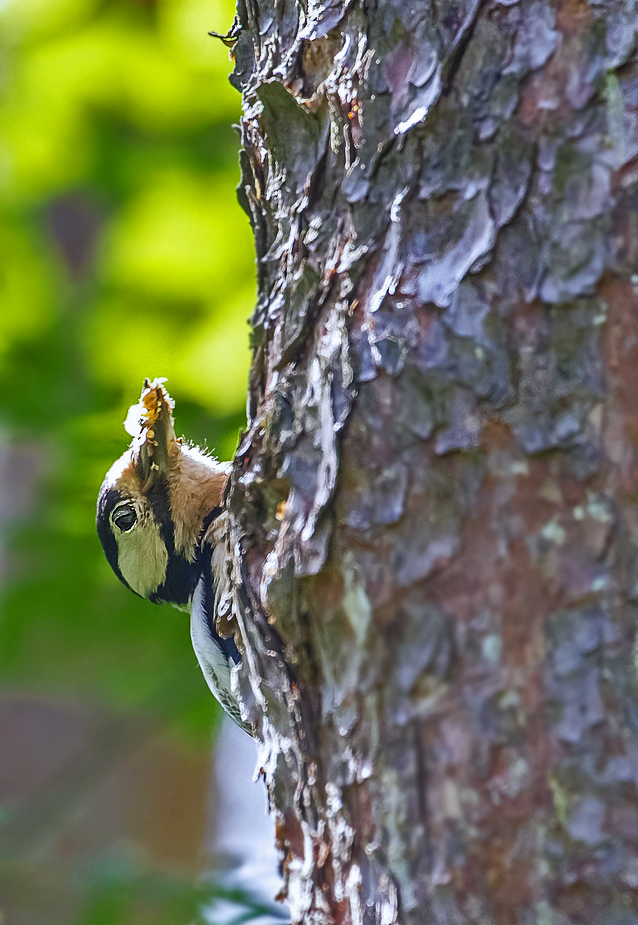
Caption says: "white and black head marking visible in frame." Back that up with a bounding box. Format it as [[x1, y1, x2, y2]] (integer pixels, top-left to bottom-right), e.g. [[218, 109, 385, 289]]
[[97, 379, 229, 608]]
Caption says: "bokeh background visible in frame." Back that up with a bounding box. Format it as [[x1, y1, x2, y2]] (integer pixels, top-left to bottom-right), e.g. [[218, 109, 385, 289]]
[[0, 0, 256, 921]]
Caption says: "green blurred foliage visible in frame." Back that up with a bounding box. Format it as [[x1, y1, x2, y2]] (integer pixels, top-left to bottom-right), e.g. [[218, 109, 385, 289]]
[[0, 0, 252, 711], [0, 0, 255, 917]]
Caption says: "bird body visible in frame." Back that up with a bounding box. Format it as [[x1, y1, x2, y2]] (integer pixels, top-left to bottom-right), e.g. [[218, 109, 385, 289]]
[[97, 380, 248, 732]]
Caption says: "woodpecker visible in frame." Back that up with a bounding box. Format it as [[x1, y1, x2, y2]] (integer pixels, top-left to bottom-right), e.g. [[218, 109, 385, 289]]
[[96, 379, 248, 731]]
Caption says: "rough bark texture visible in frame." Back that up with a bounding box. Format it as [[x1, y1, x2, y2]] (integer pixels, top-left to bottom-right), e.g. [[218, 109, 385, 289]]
[[216, 0, 638, 922]]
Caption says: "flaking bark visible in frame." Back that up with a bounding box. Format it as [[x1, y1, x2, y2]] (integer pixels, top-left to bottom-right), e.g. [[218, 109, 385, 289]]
[[217, 0, 638, 922]]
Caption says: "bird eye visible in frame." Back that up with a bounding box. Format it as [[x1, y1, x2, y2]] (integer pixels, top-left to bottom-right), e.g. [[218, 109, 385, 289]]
[[113, 504, 137, 532]]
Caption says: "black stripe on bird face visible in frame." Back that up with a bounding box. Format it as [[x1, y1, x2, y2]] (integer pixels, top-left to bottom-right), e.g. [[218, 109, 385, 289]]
[[97, 466, 203, 606], [149, 551, 200, 606], [144, 476, 175, 556], [96, 486, 137, 594], [142, 475, 200, 606]]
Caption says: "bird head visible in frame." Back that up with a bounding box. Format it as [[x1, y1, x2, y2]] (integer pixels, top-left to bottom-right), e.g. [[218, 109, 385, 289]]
[[97, 379, 230, 607]]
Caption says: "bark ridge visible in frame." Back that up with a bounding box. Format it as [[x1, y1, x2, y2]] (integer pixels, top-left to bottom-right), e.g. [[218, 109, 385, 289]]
[[217, 1, 638, 922]]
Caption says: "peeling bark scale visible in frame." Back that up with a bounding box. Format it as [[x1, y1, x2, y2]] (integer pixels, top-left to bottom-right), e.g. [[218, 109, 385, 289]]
[[216, 0, 638, 922]]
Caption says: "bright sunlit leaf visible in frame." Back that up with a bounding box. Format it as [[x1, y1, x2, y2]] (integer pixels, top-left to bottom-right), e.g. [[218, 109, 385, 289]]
[[0, 0, 100, 43], [177, 290, 254, 414], [98, 169, 254, 301]]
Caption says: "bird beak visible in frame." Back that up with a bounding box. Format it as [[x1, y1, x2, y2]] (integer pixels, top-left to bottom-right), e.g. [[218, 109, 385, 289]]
[[125, 379, 177, 491]]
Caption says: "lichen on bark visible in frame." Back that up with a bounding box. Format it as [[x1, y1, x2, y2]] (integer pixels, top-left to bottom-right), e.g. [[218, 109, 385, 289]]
[[216, 0, 638, 922]]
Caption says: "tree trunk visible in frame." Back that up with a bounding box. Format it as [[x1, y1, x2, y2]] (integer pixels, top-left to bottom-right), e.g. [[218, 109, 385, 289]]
[[219, 0, 638, 922]]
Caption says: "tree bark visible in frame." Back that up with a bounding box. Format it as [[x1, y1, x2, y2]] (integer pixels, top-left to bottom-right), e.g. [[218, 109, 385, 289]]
[[218, 0, 638, 922]]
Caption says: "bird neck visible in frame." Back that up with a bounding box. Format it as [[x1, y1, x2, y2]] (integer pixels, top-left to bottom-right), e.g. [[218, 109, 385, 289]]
[[167, 448, 230, 563]]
